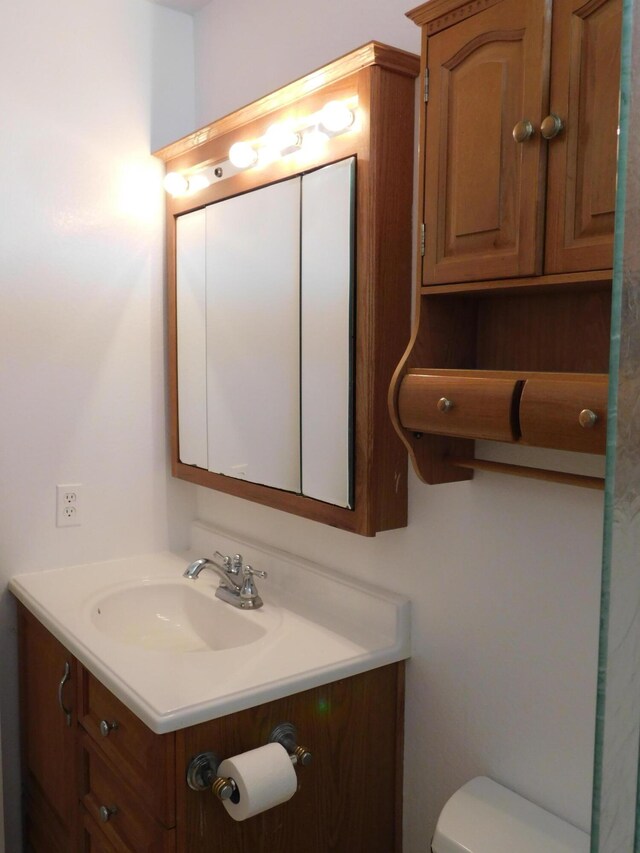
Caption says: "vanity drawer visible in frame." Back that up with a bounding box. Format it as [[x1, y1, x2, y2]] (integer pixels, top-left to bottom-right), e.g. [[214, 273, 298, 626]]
[[77, 666, 175, 826], [519, 376, 608, 454], [79, 734, 176, 853], [81, 809, 124, 853], [398, 373, 519, 442]]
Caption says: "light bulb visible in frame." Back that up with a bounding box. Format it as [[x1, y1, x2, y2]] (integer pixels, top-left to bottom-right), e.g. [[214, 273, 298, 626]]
[[263, 122, 301, 155], [319, 101, 355, 134], [186, 173, 211, 193], [229, 141, 258, 169], [163, 171, 189, 196], [301, 128, 329, 157]]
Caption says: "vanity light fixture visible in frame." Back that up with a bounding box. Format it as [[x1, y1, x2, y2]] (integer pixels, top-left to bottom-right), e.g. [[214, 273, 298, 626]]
[[226, 99, 357, 172], [260, 122, 302, 162], [300, 127, 329, 157], [163, 171, 190, 196], [229, 141, 259, 169], [163, 167, 217, 198], [319, 101, 355, 134], [164, 99, 358, 192]]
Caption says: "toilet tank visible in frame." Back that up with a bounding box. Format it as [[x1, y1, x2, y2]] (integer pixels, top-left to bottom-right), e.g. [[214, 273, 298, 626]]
[[432, 777, 590, 853]]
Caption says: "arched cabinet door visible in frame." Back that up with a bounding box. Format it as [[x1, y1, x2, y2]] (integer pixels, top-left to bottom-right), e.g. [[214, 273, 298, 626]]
[[422, 0, 549, 285], [544, 0, 621, 274]]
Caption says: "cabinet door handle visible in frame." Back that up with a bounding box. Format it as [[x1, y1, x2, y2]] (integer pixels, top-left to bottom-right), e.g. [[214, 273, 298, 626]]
[[99, 805, 118, 823], [57, 661, 72, 727], [437, 397, 454, 413], [540, 113, 564, 140], [512, 119, 534, 143], [99, 719, 119, 737]]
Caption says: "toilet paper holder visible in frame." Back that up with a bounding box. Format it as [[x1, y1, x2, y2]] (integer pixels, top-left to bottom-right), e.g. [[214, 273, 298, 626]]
[[186, 722, 312, 801]]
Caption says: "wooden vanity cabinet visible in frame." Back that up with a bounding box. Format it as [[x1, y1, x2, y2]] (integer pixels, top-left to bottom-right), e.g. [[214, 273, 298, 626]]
[[390, 0, 620, 486], [18, 605, 405, 853]]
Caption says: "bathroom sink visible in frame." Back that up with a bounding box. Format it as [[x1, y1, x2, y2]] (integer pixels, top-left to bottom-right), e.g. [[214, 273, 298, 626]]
[[9, 529, 409, 732], [89, 580, 268, 652]]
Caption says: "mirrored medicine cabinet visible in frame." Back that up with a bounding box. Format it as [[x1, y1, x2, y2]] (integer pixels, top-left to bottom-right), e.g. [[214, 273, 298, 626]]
[[155, 43, 420, 536]]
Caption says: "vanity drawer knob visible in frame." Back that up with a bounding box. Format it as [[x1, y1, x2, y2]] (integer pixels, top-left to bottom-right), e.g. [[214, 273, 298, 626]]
[[99, 719, 119, 737], [99, 805, 118, 823], [579, 408, 598, 429], [437, 397, 454, 413]]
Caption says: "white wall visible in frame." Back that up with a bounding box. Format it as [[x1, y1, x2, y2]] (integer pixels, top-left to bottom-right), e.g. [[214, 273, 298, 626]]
[[0, 1, 196, 848], [192, 1, 604, 849]]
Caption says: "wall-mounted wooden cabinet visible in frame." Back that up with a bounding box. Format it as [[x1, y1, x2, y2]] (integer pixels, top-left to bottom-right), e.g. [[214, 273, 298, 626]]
[[155, 43, 419, 535], [390, 0, 620, 488]]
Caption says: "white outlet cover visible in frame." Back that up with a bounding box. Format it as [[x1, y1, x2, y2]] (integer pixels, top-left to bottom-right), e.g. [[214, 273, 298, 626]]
[[56, 483, 81, 527]]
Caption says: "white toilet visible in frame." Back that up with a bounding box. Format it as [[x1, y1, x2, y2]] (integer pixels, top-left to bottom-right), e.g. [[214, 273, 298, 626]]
[[431, 777, 590, 852]]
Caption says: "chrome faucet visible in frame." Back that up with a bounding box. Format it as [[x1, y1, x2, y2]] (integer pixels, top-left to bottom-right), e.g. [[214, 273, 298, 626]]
[[183, 551, 267, 610]]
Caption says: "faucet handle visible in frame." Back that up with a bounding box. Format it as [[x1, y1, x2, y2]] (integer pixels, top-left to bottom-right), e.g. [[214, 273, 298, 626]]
[[213, 551, 234, 571], [243, 564, 267, 579]]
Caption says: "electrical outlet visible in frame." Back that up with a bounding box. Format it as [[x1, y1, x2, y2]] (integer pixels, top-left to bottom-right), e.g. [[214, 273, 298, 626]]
[[56, 483, 81, 527]]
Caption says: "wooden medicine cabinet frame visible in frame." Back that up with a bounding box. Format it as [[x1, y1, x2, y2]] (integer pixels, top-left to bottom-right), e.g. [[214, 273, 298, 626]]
[[155, 43, 420, 536]]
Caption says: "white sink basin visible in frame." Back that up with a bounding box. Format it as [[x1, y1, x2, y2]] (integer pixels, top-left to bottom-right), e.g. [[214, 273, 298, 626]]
[[9, 523, 409, 733], [89, 580, 269, 652]]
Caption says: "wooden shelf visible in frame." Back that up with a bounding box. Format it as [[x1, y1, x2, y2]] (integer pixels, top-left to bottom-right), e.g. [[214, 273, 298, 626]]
[[420, 269, 613, 297], [448, 456, 605, 490]]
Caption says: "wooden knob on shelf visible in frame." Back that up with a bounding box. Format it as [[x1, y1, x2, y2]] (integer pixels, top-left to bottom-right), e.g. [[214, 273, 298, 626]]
[[437, 397, 454, 413], [579, 409, 598, 429]]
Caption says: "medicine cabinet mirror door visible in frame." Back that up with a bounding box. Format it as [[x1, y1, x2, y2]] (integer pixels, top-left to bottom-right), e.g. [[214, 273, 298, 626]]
[[175, 157, 355, 508]]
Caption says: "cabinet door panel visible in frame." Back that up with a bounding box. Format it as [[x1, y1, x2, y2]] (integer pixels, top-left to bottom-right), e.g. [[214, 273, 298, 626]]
[[424, 0, 550, 284], [176, 665, 403, 853], [205, 178, 301, 492], [544, 0, 621, 273], [301, 158, 355, 507], [19, 608, 77, 848]]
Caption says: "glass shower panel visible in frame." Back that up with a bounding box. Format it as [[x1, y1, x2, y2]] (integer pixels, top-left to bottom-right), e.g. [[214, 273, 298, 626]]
[[591, 0, 639, 849]]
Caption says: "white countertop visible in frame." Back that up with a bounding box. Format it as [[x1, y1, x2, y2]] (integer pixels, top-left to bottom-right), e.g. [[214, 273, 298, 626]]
[[9, 524, 410, 734]]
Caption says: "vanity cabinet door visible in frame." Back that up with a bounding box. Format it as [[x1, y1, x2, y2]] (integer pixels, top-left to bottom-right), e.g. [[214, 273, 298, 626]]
[[18, 605, 78, 852], [176, 664, 404, 853]]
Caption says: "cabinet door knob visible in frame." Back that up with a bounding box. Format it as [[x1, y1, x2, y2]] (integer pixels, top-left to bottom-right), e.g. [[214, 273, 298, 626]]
[[579, 408, 598, 429], [540, 113, 564, 139], [99, 719, 119, 737], [512, 119, 534, 143], [99, 805, 118, 823], [437, 397, 454, 413]]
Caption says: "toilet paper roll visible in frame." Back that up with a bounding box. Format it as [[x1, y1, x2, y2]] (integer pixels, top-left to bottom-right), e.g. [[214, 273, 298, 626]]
[[217, 742, 298, 822]]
